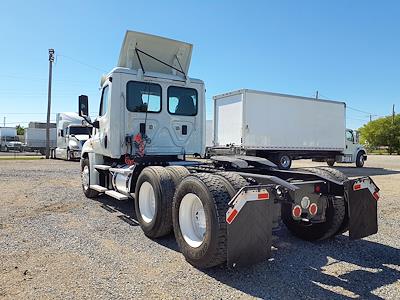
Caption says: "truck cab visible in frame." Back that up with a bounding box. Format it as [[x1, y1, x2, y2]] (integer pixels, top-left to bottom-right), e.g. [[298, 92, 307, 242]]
[[81, 31, 205, 162], [336, 129, 367, 167], [53, 112, 91, 160]]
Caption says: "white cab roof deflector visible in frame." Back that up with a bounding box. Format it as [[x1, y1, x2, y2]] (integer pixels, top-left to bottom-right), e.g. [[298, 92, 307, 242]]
[[118, 31, 193, 77]]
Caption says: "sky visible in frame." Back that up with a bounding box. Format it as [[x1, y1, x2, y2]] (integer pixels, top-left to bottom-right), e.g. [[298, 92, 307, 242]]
[[0, 0, 399, 129]]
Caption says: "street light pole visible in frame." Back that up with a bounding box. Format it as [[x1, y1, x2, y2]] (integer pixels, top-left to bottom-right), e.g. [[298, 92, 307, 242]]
[[46, 49, 55, 159]]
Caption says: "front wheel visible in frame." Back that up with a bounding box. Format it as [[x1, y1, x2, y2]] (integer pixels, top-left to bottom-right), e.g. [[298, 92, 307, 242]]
[[81, 157, 99, 198], [355, 152, 365, 167]]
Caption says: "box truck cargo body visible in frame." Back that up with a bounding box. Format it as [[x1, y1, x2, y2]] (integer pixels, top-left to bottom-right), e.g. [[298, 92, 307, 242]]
[[24, 128, 57, 154], [212, 89, 367, 169]]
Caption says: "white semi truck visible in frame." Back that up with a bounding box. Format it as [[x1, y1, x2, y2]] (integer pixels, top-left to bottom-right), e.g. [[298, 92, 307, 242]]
[[78, 31, 380, 269], [0, 127, 23, 152], [210, 89, 367, 170], [51, 112, 91, 160]]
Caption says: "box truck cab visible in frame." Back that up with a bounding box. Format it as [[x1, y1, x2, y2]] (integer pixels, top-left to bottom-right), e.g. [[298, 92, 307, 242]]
[[51, 112, 91, 160], [77, 31, 380, 269], [0, 127, 22, 152]]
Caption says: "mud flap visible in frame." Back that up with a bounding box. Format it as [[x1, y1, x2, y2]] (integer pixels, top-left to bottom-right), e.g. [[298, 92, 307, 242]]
[[346, 177, 379, 239], [226, 186, 274, 268]]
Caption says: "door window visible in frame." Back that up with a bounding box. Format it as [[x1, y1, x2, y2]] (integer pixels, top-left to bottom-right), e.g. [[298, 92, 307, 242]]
[[126, 81, 161, 113], [99, 85, 110, 116], [346, 130, 354, 143], [168, 86, 198, 116]]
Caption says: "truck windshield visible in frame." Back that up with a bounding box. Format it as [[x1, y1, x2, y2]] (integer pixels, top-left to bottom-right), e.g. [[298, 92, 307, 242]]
[[69, 127, 91, 135]]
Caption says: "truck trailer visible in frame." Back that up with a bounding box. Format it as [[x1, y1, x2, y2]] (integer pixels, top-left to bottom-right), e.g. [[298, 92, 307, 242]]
[[0, 127, 22, 152], [210, 89, 367, 170], [78, 31, 380, 269], [51, 112, 91, 160]]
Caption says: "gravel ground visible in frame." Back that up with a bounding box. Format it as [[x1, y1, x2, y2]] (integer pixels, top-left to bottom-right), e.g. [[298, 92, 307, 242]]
[[0, 155, 399, 299]]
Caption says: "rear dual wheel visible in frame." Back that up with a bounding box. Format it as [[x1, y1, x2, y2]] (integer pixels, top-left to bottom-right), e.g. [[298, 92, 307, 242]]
[[282, 167, 348, 241]]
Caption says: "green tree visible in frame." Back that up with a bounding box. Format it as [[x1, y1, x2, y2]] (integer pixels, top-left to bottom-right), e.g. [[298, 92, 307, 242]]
[[16, 124, 24, 135], [359, 114, 400, 154]]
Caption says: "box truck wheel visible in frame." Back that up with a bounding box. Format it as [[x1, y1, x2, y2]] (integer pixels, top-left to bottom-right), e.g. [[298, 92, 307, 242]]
[[355, 151, 365, 168], [172, 173, 231, 268], [134, 166, 175, 238], [326, 159, 335, 167], [165, 166, 190, 187], [81, 158, 99, 198], [274, 154, 292, 170]]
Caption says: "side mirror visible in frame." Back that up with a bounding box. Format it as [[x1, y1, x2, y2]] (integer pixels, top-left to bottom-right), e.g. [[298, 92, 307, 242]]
[[79, 95, 89, 117]]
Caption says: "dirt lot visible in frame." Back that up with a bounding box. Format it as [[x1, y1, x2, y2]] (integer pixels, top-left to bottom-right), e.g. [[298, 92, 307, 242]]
[[0, 155, 399, 299]]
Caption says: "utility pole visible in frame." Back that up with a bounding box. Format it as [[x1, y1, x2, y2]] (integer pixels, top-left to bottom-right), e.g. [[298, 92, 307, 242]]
[[392, 104, 395, 124], [315, 90, 319, 100], [46, 49, 55, 159], [370, 114, 372, 122], [3, 116, 5, 127]]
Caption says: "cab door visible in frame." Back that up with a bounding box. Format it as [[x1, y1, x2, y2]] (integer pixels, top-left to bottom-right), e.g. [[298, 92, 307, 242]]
[[93, 83, 111, 156], [344, 129, 357, 158]]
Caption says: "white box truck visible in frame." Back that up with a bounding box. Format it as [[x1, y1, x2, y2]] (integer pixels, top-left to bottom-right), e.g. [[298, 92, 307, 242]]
[[24, 127, 57, 154], [0, 127, 23, 152], [51, 112, 91, 160], [211, 89, 367, 169], [75, 31, 379, 269]]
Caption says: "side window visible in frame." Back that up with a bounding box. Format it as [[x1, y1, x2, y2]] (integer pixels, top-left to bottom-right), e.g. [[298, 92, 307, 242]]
[[346, 130, 354, 143], [126, 81, 161, 113], [99, 85, 110, 116], [168, 86, 198, 116]]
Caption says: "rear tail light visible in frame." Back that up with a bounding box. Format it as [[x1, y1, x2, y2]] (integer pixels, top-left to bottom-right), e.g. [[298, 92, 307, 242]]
[[314, 184, 321, 193], [292, 205, 302, 218], [309, 203, 318, 215]]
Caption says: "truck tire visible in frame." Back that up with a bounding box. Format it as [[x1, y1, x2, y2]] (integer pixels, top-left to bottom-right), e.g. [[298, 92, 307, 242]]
[[134, 166, 175, 238], [282, 167, 346, 240], [165, 166, 190, 187], [172, 173, 231, 268], [214, 171, 248, 197], [274, 153, 292, 170], [326, 159, 335, 167], [81, 157, 99, 198], [355, 151, 365, 168], [317, 167, 349, 234]]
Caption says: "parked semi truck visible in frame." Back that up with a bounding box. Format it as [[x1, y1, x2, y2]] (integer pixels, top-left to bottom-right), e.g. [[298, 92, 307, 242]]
[[78, 31, 379, 269], [0, 127, 22, 152], [209, 89, 367, 170], [24, 127, 57, 154], [51, 112, 91, 160]]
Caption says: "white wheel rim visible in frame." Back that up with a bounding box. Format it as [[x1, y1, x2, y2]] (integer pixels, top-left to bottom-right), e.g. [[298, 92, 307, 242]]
[[138, 181, 156, 223], [179, 193, 206, 248], [82, 165, 89, 191]]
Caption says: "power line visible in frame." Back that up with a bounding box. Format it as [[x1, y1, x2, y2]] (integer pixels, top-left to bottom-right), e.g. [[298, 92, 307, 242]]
[[57, 54, 107, 73]]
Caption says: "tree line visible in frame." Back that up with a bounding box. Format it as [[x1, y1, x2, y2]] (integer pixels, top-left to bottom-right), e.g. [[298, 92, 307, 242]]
[[359, 114, 400, 154]]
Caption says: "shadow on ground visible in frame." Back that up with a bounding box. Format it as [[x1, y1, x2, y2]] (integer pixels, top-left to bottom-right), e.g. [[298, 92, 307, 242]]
[[92, 194, 400, 299], [334, 166, 400, 177]]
